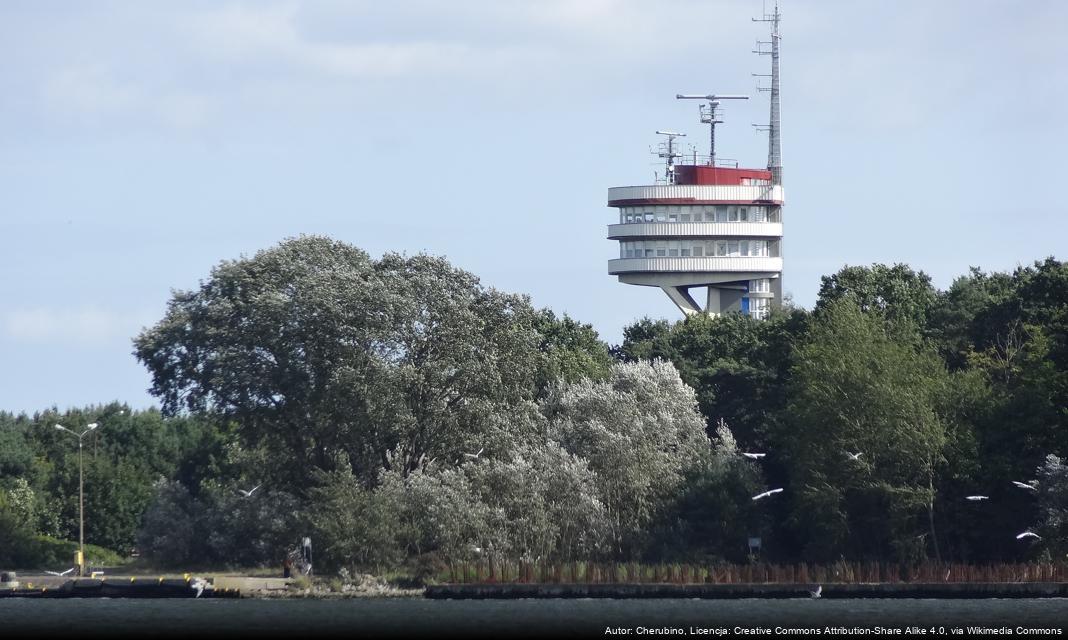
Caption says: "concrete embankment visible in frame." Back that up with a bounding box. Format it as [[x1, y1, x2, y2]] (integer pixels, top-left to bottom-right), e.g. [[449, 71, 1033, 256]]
[[426, 582, 1068, 599]]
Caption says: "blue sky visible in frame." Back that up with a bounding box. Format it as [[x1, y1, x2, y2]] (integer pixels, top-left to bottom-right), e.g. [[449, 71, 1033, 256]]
[[2, 0, 1066, 414]]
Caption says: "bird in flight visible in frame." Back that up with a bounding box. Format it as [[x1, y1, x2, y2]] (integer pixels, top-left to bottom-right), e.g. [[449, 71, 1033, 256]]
[[965, 496, 989, 501], [752, 488, 784, 501], [742, 452, 766, 459], [238, 484, 261, 498], [845, 451, 863, 461], [45, 568, 75, 577], [463, 448, 484, 459], [1016, 531, 1042, 540], [1012, 481, 1038, 491]]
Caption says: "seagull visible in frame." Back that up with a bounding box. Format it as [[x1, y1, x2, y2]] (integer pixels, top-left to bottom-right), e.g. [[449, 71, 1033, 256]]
[[965, 496, 989, 501], [45, 568, 74, 577], [752, 488, 784, 501], [809, 584, 822, 599], [237, 484, 261, 498], [742, 452, 766, 459], [1016, 531, 1042, 540], [463, 448, 484, 460], [1012, 481, 1038, 491], [191, 577, 207, 598], [845, 451, 863, 461]]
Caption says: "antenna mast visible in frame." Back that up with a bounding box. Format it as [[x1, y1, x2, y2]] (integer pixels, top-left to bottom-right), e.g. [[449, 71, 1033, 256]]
[[753, 0, 782, 185], [676, 94, 748, 167], [653, 130, 686, 184]]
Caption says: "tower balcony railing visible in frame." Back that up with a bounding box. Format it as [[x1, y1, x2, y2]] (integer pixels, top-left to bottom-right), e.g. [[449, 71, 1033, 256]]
[[608, 256, 783, 275], [608, 222, 783, 239], [607, 184, 784, 206]]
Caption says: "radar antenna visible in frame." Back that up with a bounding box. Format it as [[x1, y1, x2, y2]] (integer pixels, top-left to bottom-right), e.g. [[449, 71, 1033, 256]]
[[675, 94, 748, 167], [652, 130, 686, 184]]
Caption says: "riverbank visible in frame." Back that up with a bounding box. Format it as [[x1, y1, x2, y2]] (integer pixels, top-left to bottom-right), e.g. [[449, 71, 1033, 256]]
[[427, 581, 1068, 599]]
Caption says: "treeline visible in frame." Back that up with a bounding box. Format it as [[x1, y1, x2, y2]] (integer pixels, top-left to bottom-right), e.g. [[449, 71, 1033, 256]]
[[617, 261, 1068, 563], [0, 237, 1065, 575]]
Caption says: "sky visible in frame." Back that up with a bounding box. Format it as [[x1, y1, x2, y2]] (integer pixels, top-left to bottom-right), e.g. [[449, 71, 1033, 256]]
[[1, 0, 1066, 414]]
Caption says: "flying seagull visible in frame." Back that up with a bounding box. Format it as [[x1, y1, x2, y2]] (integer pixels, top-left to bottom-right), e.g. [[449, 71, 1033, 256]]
[[1016, 531, 1042, 540], [1012, 481, 1038, 491], [809, 585, 822, 599], [45, 567, 74, 577], [965, 496, 989, 501], [463, 448, 484, 460], [845, 451, 863, 461], [742, 452, 766, 459], [752, 488, 784, 501], [237, 484, 261, 498]]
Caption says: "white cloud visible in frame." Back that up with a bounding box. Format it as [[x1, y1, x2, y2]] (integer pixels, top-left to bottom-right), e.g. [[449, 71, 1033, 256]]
[[3, 307, 152, 346]]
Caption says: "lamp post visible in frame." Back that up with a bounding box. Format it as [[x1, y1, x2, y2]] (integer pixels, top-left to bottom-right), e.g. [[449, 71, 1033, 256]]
[[55, 422, 98, 577]]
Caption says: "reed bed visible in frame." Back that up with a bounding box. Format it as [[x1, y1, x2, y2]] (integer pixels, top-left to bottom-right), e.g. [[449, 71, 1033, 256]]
[[441, 560, 1068, 585]]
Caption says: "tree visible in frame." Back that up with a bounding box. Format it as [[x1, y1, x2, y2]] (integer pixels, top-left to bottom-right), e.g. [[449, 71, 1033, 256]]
[[532, 309, 613, 392], [816, 263, 937, 331], [617, 309, 807, 453], [541, 360, 711, 556], [134, 236, 547, 490], [1035, 455, 1068, 558], [783, 297, 950, 563], [649, 420, 769, 563]]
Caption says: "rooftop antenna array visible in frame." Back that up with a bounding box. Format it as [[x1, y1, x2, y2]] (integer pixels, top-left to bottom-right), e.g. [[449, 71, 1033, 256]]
[[652, 130, 686, 184], [752, 0, 782, 185], [675, 94, 748, 167]]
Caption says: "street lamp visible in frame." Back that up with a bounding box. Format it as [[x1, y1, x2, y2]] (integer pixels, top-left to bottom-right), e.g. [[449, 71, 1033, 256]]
[[55, 422, 98, 577]]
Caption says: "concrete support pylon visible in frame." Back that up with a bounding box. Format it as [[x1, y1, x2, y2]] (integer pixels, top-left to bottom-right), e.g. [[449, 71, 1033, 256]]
[[661, 286, 701, 316]]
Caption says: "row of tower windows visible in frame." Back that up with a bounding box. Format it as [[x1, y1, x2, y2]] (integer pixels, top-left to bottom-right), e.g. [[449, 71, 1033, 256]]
[[620, 239, 771, 259], [618, 205, 779, 225]]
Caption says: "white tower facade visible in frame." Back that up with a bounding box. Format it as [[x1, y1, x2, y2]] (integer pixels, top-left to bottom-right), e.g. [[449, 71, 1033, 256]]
[[607, 167, 783, 317]]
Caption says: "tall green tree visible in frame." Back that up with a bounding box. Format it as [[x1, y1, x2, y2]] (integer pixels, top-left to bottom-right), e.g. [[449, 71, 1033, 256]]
[[541, 360, 711, 556], [783, 297, 951, 562], [134, 236, 548, 490], [816, 263, 937, 331]]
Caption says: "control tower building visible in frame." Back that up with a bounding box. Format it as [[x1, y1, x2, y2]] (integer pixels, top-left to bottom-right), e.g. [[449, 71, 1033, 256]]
[[606, 2, 783, 318]]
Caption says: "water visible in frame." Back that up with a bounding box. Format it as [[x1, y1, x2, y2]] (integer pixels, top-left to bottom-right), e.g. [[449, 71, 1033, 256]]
[[2, 598, 1066, 638]]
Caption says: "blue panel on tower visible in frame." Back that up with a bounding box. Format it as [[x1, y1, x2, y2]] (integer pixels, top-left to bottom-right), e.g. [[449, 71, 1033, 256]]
[[741, 297, 750, 313]]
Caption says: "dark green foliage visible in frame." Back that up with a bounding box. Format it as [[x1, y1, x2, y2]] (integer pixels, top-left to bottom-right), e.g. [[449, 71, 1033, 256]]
[[618, 309, 807, 451], [133, 236, 603, 492], [815, 263, 938, 331], [618, 257, 1067, 564], [532, 309, 613, 392], [783, 297, 950, 562], [5, 236, 1067, 572]]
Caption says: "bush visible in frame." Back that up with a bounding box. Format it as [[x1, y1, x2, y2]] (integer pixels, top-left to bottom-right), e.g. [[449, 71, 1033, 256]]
[[2, 534, 124, 570], [23, 536, 124, 572]]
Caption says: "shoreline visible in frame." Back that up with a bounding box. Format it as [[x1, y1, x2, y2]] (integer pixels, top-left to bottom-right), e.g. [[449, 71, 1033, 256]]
[[426, 582, 1068, 599]]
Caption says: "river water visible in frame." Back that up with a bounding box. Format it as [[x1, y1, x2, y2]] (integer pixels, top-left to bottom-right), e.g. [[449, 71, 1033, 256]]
[[3, 597, 1066, 638]]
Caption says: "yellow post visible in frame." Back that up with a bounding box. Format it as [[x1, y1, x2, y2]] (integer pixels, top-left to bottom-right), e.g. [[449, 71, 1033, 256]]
[[74, 550, 83, 576]]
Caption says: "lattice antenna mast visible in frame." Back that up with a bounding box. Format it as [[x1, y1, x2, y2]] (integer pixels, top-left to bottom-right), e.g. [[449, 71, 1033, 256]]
[[653, 130, 686, 184], [676, 94, 748, 167], [753, 0, 782, 185]]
